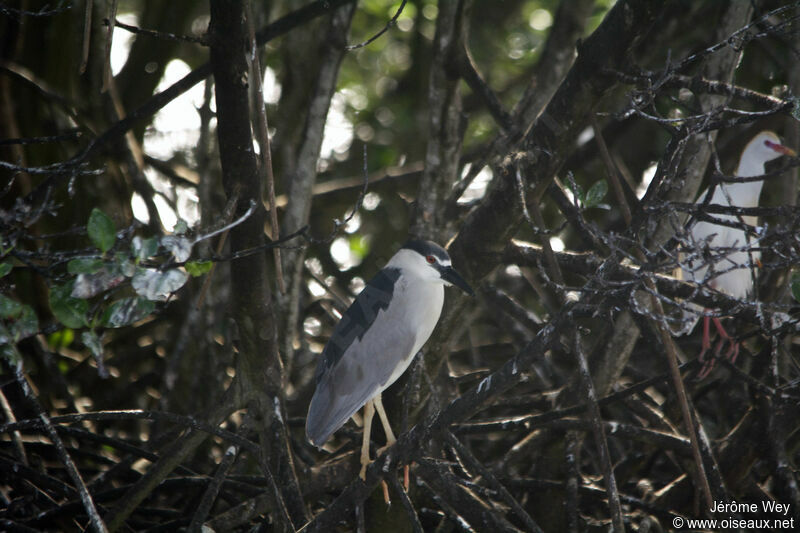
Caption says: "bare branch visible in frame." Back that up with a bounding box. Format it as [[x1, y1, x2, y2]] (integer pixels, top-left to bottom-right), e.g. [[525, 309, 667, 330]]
[[13, 365, 108, 533], [345, 0, 407, 50]]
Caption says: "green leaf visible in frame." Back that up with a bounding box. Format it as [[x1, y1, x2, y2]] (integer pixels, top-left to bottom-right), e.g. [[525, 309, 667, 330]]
[[48, 328, 75, 349], [49, 283, 89, 329], [566, 177, 584, 204], [68, 258, 105, 274], [115, 252, 136, 277], [0, 339, 20, 364], [162, 236, 192, 262], [792, 96, 800, 122], [185, 260, 213, 277], [585, 179, 608, 208], [173, 219, 189, 235], [11, 305, 38, 340], [791, 272, 800, 303], [81, 330, 109, 378], [0, 262, 11, 277], [71, 268, 125, 299], [349, 236, 369, 259], [87, 208, 116, 253], [0, 323, 9, 345], [0, 294, 23, 318], [132, 236, 159, 262], [102, 297, 155, 328], [82, 330, 102, 355], [132, 268, 188, 301]]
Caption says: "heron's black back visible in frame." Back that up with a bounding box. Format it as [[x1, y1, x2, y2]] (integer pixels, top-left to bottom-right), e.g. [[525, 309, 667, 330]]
[[314, 267, 401, 383], [307, 267, 406, 446]]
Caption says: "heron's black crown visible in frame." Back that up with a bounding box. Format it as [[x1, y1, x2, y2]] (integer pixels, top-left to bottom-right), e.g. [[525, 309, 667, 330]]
[[401, 239, 450, 262]]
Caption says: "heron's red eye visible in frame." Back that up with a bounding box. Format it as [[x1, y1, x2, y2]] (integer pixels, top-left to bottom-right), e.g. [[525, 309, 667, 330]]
[[426, 255, 436, 264]]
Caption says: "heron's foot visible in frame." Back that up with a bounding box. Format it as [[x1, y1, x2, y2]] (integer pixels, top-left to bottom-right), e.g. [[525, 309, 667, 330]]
[[697, 349, 715, 379], [375, 442, 410, 492], [359, 459, 393, 504], [382, 480, 391, 504], [723, 339, 740, 365], [697, 338, 739, 379], [696, 316, 714, 378], [714, 336, 740, 365], [376, 442, 393, 456], [696, 316, 740, 379]]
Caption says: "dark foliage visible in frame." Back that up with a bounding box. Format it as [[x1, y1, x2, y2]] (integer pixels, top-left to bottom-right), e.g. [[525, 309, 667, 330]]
[[1, 1, 800, 531]]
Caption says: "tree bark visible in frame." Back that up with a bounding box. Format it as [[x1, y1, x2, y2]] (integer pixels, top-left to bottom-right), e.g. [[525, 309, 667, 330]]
[[279, 2, 356, 369], [410, 0, 467, 242], [209, 0, 306, 527]]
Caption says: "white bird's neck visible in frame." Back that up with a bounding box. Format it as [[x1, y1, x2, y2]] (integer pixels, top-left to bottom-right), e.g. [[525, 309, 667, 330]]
[[717, 153, 766, 208], [736, 149, 767, 178]]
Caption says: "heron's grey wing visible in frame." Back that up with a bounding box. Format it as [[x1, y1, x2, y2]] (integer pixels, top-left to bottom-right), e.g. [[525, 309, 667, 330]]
[[306, 268, 416, 446], [306, 317, 416, 446], [312, 268, 401, 384]]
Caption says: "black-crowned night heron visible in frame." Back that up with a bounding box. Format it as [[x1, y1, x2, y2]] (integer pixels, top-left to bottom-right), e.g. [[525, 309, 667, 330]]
[[306, 239, 474, 480], [680, 131, 795, 376]]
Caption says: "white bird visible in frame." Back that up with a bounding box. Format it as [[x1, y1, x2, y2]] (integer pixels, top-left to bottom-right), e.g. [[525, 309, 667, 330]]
[[680, 131, 795, 376], [306, 240, 473, 482]]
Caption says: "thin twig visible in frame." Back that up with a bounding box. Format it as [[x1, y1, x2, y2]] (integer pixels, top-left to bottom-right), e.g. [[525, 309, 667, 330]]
[[445, 431, 544, 533], [0, 130, 83, 146], [458, 42, 512, 131], [209, 224, 308, 263], [589, 121, 718, 513], [646, 284, 715, 512], [0, 159, 101, 175], [79, 0, 92, 74], [192, 195, 253, 246], [195, 188, 240, 310], [26, 0, 357, 202], [0, 387, 27, 466], [592, 115, 632, 225], [101, 0, 118, 93], [307, 146, 370, 244], [109, 17, 207, 44], [674, 3, 800, 72], [0, 2, 72, 17], [0, 409, 261, 456], [188, 445, 238, 532], [385, 474, 424, 533], [246, 0, 285, 294], [564, 432, 580, 532], [101, 389, 241, 531], [456, 358, 700, 435], [519, 166, 565, 286], [346, 0, 407, 50], [617, 165, 719, 515], [570, 331, 625, 532], [14, 365, 108, 533]]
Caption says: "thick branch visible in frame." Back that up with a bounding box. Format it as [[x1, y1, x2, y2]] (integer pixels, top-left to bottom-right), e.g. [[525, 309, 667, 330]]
[[209, 0, 304, 528], [450, 0, 664, 281], [410, 0, 467, 241], [23, 0, 356, 204]]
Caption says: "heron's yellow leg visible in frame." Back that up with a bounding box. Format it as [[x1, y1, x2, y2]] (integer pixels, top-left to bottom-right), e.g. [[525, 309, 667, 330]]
[[373, 393, 410, 492], [359, 399, 375, 481], [373, 393, 396, 448]]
